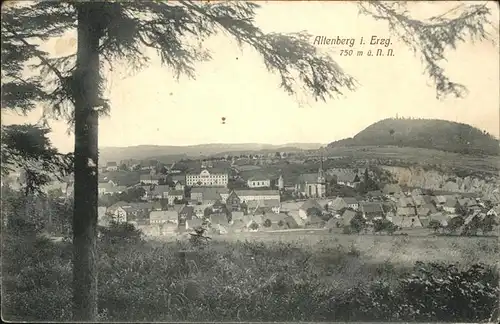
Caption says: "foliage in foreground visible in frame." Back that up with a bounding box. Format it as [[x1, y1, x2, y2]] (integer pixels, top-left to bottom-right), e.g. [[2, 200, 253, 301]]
[[2, 232, 499, 322]]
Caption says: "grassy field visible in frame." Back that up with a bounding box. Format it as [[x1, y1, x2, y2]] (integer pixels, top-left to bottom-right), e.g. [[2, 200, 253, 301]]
[[168, 230, 499, 267], [3, 229, 499, 322]]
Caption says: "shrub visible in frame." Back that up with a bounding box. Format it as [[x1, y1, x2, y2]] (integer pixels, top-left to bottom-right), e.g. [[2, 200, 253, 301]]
[[399, 262, 499, 321], [342, 225, 353, 234], [98, 222, 143, 245]]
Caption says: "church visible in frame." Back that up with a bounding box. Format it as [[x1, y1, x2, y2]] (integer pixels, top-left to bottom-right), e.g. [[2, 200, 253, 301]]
[[293, 160, 327, 198]]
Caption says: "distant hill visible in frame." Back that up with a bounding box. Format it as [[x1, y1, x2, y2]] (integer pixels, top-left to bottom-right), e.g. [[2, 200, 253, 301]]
[[98, 143, 323, 164], [327, 118, 499, 156]]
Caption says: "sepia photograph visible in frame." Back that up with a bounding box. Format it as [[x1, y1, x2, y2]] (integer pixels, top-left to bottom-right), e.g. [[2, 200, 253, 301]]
[[1, 0, 499, 322]]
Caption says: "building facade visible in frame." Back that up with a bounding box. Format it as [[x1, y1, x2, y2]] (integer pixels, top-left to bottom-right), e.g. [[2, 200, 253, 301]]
[[186, 169, 228, 187], [247, 177, 271, 188]]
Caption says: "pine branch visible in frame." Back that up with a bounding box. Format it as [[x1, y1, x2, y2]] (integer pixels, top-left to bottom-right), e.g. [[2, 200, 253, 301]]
[[4, 26, 66, 84], [358, 1, 494, 99]]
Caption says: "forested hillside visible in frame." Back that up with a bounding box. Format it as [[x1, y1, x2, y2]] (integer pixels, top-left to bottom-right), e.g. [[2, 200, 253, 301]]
[[328, 118, 499, 156]]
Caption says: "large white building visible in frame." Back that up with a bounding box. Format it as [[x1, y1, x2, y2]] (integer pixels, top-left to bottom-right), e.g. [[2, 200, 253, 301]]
[[247, 176, 271, 188], [186, 169, 228, 187], [234, 189, 280, 202]]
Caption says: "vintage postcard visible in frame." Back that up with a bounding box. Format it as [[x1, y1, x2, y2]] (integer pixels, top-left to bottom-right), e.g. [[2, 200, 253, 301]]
[[1, 0, 499, 323]]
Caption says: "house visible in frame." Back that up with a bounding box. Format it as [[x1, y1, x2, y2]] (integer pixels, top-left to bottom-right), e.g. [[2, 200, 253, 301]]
[[280, 201, 303, 213], [149, 210, 179, 224], [367, 190, 384, 199], [186, 168, 228, 187], [160, 222, 178, 235], [432, 195, 448, 207], [457, 197, 473, 209], [298, 199, 323, 219], [251, 199, 281, 214], [105, 161, 118, 172], [382, 183, 402, 195], [287, 211, 305, 228], [142, 184, 170, 200], [225, 190, 242, 211], [186, 218, 203, 230], [429, 213, 451, 227], [212, 223, 228, 235], [284, 215, 300, 229], [210, 214, 229, 227], [178, 205, 195, 230], [443, 198, 458, 213], [390, 216, 422, 228], [98, 182, 126, 196], [167, 190, 184, 205], [327, 168, 361, 188], [398, 197, 415, 208], [98, 182, 113, 195], [191, 187, 230, 204], [263, 199, 281, 214], [247, 176, 271, 188], [233, 189, 280, 203], [412, 195, 433, 207], [325, 217, 341, 229], [106, 201, 152, 223], [330, 197, 359, 211], [139, 174, 165, 185], [230, 211, 245, 223], [306, 214, 324, 227], [487, 206, 499, 217], [151, 200, 163, 211], [397, 206, 416, 217], [107, 202, 129, 223], [419, 216, 430, 228], [359, 202, 385, 220], [411, 188, 423, 197], [179, 205, 194, 220], [173, 181, 185, 191], [122, 203, 152, 222], [170, 174, 186, 185], [193, 204, 210, 218], [341, 209, 356, 227], [417, 203, 437, 217]]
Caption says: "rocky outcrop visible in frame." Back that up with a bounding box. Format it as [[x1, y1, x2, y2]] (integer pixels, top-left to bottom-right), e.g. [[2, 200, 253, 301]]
[[381, 166, 500, 200]]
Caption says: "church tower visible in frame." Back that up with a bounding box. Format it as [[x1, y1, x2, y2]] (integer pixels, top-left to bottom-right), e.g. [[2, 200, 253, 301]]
[[317, 154, 326, 197], [278, 175, 284, 190]]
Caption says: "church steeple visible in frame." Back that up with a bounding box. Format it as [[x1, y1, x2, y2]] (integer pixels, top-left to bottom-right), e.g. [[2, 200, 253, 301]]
[[317, 153, 325, 184]]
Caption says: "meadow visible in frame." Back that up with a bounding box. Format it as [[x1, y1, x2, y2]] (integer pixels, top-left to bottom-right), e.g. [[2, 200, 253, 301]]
[[325, 146, 499, 175], [2, 226, 499, 322]]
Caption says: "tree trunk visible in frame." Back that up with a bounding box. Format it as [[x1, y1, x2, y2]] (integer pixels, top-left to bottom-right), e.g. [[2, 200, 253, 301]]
[[72, 4, 101, 322]]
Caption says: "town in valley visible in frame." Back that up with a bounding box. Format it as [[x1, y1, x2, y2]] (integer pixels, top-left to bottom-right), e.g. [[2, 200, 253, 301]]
[[7, 119, 497, 240]]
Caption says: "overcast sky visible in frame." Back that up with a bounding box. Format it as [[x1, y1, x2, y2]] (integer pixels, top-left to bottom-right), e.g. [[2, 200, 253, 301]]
[[2, 1, 499, 153]]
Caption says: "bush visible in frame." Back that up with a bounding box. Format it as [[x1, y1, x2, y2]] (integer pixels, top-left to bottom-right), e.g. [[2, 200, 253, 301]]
[[98, 222, 143, 245], [342, 225, 353, 234]]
